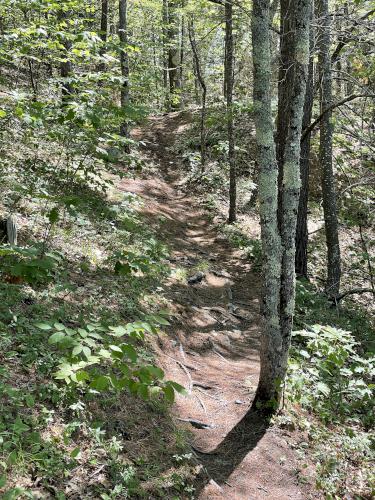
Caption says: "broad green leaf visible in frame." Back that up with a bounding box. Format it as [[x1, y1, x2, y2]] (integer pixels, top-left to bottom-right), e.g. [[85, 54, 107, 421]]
[[35, 322, 52, 330], [13, 417, 29, 434], [162, 385, 175, 403], [82, 346, 91, 359], [70, 447, 81, 459], [167, 381, 187, 394], [90, 375, 110, 391], [48, 207, 59, 224], [122, 344, 137, 362], [76, 370, 90, 382], [49, 331, 66, 344], [109, 325, 127, 337], [72, 345, 83, 356], [316, 382, 330, 397]]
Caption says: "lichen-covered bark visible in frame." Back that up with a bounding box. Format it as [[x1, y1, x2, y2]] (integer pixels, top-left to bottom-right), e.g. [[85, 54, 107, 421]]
[[295, 10, 314, 278], [317, 0, 341, 299], [276, 0, 296, 227], [252, 0, 282, 405], [252, 0, 311, 408], [279, 0, 311, 356]]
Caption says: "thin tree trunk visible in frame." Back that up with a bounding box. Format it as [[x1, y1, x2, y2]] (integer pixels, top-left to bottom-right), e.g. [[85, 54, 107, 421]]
[[188, 18, 207, 169], [168, 0, 181, 109], [317, 0, 341, 299], [162, 0, 169, 101], [252, 0, 311, 408], [276, 0, 295, 228], [226, 0, 236, 223], [98, 0, 108, 72], [119, 0, 130, 152], [279, 0, 311, 341], [180, 15, 185, 88], [59, 10, 73, 102], [295, 4, 314, 278]]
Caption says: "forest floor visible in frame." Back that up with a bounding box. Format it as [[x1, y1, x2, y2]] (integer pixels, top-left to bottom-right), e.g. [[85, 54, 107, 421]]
[[123, 112, 319, 499]]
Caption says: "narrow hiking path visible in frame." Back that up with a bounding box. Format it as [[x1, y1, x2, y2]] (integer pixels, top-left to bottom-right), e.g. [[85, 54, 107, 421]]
[[121, 113, 318, 499]]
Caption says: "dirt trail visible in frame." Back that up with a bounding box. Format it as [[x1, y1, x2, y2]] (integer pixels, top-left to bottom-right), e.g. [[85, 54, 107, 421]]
[[121, 113, 317, 499]]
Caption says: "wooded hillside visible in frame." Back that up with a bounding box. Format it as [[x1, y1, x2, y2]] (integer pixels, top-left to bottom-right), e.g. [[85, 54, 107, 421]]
[[0, 0, 374, 498]]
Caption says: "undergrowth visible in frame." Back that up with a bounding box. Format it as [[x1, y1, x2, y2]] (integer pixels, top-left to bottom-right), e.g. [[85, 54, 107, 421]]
[[0, 182, 196, 498], [283, 283, 375, 499]]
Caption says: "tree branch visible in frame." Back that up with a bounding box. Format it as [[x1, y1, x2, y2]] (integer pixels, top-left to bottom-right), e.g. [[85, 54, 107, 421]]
[[334, 288, 374, 303], [331, 9, 375, 64], [301, 93, 375, 141]]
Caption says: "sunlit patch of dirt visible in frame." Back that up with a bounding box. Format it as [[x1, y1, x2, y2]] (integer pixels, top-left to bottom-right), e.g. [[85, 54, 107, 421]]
[[124, 113, 320, 499]]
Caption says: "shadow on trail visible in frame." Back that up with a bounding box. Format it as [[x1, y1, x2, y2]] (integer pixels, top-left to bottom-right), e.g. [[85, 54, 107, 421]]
[[194, 404, 269, 495]]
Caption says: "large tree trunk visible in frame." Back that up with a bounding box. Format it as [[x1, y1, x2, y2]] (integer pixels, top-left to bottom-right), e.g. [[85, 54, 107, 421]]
[[276, 0, 295, 227], [226, 0, 236, 223], [252, 0, 282, 405], [317, 0, 341, 299], [252, 0, 310, 408], [119, 0, 130, 152], [295, 4, 315, 278], [188, 18, 207, 169], [279, 0, 311, 343]]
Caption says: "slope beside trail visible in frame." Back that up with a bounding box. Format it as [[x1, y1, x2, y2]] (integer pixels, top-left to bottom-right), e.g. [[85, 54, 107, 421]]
[[120, 112, 318, 500]]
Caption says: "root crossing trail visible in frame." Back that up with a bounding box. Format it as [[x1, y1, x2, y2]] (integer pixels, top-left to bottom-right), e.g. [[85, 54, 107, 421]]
[[121, 113, 318, 499]]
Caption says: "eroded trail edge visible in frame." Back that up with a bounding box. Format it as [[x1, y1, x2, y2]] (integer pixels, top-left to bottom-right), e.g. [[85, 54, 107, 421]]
[[120, 113, 317, 500]]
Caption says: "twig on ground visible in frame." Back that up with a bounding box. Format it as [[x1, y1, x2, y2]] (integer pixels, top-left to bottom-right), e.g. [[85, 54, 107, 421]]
[[193, 381, 213, 389], [179, 342, 187, 362], [195, 387, 223, 402], [162, 352, 193, 393], [176, 417, 214, 429], [195, 393, 208, 415]]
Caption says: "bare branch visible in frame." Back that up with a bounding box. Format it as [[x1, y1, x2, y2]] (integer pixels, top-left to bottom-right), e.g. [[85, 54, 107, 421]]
[[334, 288, 374, 303], [301, 93, 375, 141], [331, 9, 375, 64]]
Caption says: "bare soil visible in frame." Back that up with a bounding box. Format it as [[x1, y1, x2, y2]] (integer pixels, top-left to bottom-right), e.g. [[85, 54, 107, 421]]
[[120, 112, 319, 499]]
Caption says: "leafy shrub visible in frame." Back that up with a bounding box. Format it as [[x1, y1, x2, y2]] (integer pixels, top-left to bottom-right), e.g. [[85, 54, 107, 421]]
[[0, 246, 63, 284], [287, 325, 374, 427], [37, 315, 185, 403]]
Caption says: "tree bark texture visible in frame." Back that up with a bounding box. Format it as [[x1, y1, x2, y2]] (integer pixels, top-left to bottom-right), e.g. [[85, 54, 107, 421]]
[[226, 0, 236, 223], [252, 0, 311, 408], [188, 17, 207, 169], [317, 0, 341, 299], [276, 0, 295, 228], [98, 0, 108, 72], [295, 3, 314, 278], [162, 0, 169, 95], [168, 0, 181, 109]]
